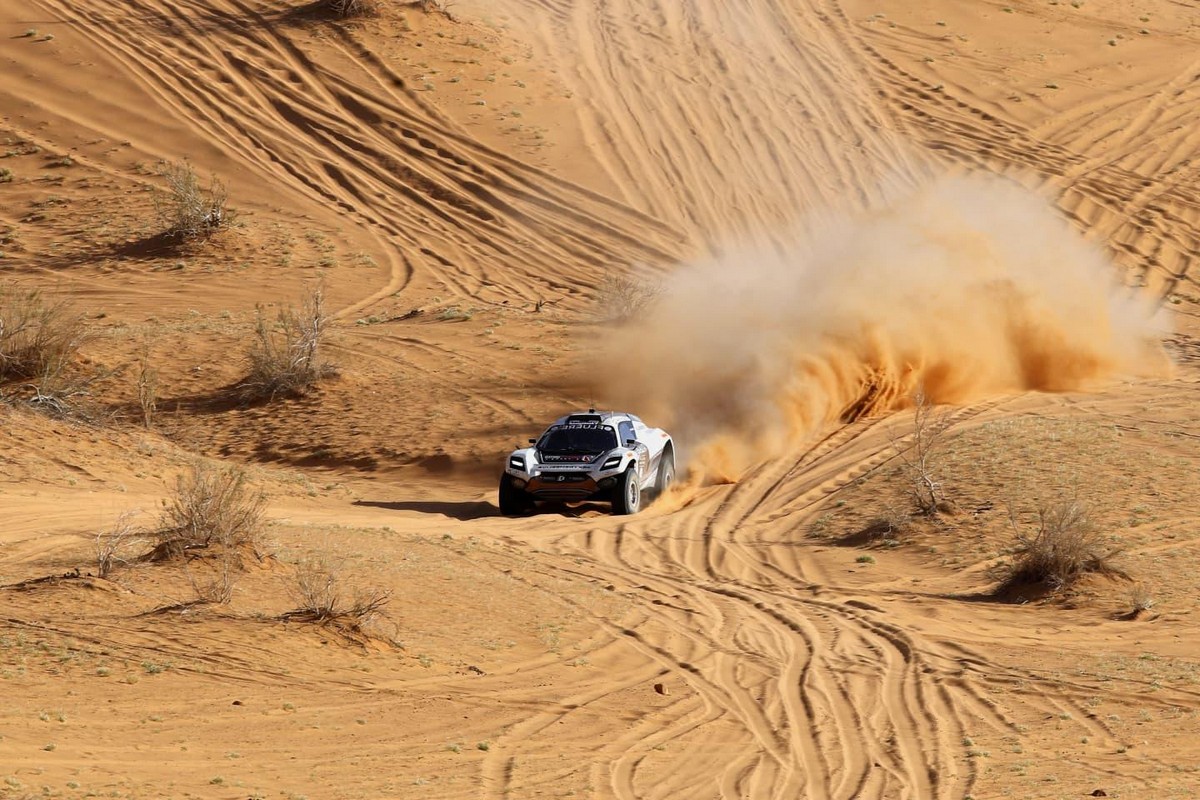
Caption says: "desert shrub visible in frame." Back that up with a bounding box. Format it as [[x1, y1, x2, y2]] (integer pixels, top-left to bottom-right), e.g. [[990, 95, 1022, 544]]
[[240, 285, 334, 401], [0, 284, 86, 386], [1126, 583, 1154, 615], [596, 270, 661, 321], [320, 0, 453, 17], [891, 386, 953, 515], [323, 0, 378, 16], [999, 500, 1124, 592], [155, 462, 266, 557], [154, 160, 228, 239], [0, 284, 91, 411], [183, 545, 241, 604], [283, 554, 391, 633], [95, 511, 144, 579], [136, 345, 158, 429]]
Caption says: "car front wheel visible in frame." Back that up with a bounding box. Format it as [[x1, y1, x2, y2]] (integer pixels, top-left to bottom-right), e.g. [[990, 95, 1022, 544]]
[[498, 473, 533, 516], [611, 467, 642, 515]]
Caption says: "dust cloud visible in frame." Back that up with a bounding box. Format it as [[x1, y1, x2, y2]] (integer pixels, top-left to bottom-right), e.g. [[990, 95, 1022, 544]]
[[598, 175, 1169, 481]]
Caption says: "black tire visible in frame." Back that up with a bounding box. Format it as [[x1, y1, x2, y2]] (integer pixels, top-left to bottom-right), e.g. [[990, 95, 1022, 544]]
[[611, 467, 642, 515], [498, 473, 533, 516], [654, 448, 675, 495]]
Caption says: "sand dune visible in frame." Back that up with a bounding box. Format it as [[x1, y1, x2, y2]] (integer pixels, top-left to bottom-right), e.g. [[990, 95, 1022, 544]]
[[3, 0, 1200, 798]]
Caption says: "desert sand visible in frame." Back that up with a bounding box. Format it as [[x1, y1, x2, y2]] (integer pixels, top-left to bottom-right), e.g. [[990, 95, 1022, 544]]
[[2, 0, 1200, 798]]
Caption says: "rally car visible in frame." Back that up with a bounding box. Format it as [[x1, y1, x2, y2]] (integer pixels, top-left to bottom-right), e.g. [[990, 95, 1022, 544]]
[[499, 410, 675, 516]]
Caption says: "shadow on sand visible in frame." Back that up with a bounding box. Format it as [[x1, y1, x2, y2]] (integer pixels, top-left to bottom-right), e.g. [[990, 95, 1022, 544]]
[[353, 499, 498, 521]]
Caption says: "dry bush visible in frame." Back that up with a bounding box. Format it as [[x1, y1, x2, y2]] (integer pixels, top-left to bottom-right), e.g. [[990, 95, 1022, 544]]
[[240, 285, 335, 401], [416, 0, 455, 16], [283, 554, 391, 633], [154, 462, 266, 558], [0, 284, 88, 392], [891, 386, 953, 516], [183, 545, 241, 604], [95, 511, 144, 579], [323, 0, 378, 16], [876, 502, 912, 538], [1126, 583, 1155, 615], [136, 342, 158, 429], [321, 0, 453, 18], [999, 499, 1125, 592], [597, 271, 662, 322], [154, 160, 228, 240]]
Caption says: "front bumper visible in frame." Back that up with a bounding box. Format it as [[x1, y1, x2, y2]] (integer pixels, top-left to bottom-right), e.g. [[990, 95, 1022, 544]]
[[510, 469, 622, 502]]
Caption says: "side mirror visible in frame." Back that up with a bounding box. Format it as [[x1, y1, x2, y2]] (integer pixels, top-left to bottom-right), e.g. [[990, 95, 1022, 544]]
[[528, 438, 537, 445], [625, 439, 638, 448]]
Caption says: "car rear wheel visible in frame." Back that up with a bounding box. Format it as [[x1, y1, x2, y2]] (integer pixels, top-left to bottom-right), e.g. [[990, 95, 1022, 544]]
[[498, 473, 533, 516], [655, 448, 675, 495], [611, 467, 642, 515]]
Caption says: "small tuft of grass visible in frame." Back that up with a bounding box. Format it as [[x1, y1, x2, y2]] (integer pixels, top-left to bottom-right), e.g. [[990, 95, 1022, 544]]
[[855, 555, 876, 564]]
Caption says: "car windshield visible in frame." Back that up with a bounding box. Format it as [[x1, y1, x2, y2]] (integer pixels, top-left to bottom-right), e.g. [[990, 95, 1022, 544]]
[[538, 425, 617, 454]]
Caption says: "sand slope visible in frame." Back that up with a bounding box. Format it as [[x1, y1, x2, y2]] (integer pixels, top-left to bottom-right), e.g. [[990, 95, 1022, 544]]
[[3, 0, 1200, 798]]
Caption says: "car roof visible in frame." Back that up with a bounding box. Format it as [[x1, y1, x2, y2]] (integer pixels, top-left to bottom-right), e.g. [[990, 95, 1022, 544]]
[[549, 410, 641, 427]]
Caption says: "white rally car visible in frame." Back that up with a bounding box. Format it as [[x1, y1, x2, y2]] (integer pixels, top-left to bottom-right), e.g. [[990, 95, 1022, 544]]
[[499, 410, 675, 516]]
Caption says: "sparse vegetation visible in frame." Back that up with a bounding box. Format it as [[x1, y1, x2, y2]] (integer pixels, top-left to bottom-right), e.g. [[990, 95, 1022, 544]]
[[240, 284, 335, 401], [998, 499, 1125, 592], [154, 159, 228, 240], [1127, 583, 1155, 615], [891, 386, 953, 516], [283, 553, 391, 634], [0, 283, 90, 409], [95, 511, 143, 579], [596, 270, 662, 322], [154, 462, 266, 558], [318, 0, 455, 18], [136, 341, 158, 428], [322, 0, 378, 16], [183, 541, 242, 604]]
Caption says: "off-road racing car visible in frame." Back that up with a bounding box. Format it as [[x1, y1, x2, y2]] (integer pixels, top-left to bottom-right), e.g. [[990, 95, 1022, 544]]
[[499, 410, 675, 516]]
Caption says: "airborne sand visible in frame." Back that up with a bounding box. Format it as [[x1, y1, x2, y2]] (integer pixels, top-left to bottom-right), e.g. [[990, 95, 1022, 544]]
[[602, 176, 1169, 478]]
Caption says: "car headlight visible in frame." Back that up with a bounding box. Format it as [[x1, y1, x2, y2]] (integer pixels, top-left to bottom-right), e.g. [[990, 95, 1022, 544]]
[[601, 455, 622, 470], [509, 456, 526, 471]]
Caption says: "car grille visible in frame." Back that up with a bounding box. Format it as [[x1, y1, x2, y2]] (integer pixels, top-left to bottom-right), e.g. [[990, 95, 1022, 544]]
[[530, 472, 596, 501]]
